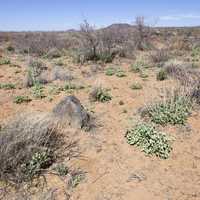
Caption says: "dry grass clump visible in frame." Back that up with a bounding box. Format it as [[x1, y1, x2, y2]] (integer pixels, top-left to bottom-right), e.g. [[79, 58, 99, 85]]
[[0, 113, 62, 185], [150, 49, 169, 66], [51, 66, 73, 81]]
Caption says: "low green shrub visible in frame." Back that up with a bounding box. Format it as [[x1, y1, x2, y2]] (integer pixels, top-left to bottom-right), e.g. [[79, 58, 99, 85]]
[[130, 83, 143, 90], [89, 87, 112, 102], [116, 69, 126, 77], [0, 58, 10, 65], [157, 69, 168, 81], [14, 96, 32, 104], [54, 164, 69, 176], [143, 96, 191, 125], [126, 123, 172, 159], [32, 83, 46, 99], [105, 67, 116, 76], [0, 83, 16, 90]]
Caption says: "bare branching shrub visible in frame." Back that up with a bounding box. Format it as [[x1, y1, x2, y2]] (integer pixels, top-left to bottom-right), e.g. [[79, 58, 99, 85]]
[[12, 32, 68, 56], [0, 113, 62, 185], [150, 49, 169, 65], [51, 66, 74, 81], [134, 16, 152, 50]]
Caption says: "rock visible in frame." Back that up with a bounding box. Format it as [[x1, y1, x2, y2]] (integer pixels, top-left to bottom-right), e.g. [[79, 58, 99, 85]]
[[52, 96, 90, 129]]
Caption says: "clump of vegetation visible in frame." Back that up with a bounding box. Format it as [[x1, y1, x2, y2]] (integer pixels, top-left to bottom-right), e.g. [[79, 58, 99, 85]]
[[143, 95, 191, 125], [0, 83, 16, 90], [150, 49, 169, 65], [14, 96, 32, 104], [89, 86, 112, 102], [62, 82, 85, 92], [116, 69, 126, 77], [156, 69, 168, 81], [0, 58, 11, 65], [46, 48, 62, 59], [105, 67, 116, 76], [7, 45, 15, 52], [25, 59, 48, 87], [126, 123, 172, 159], [0, 113, 62, 184], [130, 61, 143, 73], [54, 164, 69, 176], [139, 71, 148, 79], [68, 171, 85, 188], [130, 83, 143, 90], [23, 151, 52, 179], [32, 83, 46, 99]]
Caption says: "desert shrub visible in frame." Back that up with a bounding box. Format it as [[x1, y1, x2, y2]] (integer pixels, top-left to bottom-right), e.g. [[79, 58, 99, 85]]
[[0, 58, 11, 65], [51, 66, 73, 81], [130, 83, 143, 90], [45, 48, 62, 59], [191, 46, 200, 58], [139, 71, 148, 79], [116, 69, 126, 77], [7, 45, 15, 52], [156, 69, 168, 81], [53, 164, 69, 176], [105, 67, 116, 76], [89, 86, 112, 102], [126, 123, 172, 159], [0, 113, 61, 184], [130, 61, 145, 73], [134, 16, 152, 50], [32, 83, 46, 99], [143, 95, 191, 125], [150, 49, 169, 65], [0, 83, 16, 90], [14, 96, 32, 104], [68, 170, 85, 188], [25, 59, 48, 87]]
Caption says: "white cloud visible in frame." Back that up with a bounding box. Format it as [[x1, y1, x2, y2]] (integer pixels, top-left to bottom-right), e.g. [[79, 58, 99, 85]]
[[160, 14, 200, 21]]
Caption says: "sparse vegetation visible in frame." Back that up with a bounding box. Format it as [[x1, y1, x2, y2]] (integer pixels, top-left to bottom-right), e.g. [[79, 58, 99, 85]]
[[116, 68, 126, 77], [53, 164, 69, 176], [143, 95, 191, 125], [32, 83, 46, 99], [14, 95, 32, 104], [105, 67, 116, 76], [156, 69, 168, 81], [126, 123, 172, 159], [0, 58, 11, 65], [130, 83, 143, 90], [0, 83, 16, 90], [89, 86, 112, 102]]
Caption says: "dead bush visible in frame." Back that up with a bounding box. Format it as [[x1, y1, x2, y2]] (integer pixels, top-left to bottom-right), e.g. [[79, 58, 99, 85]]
[[46, 48, 62, 59], [0, 113, 62, 185], [51, 66, 74, 81], [150, 49, 169, 65]]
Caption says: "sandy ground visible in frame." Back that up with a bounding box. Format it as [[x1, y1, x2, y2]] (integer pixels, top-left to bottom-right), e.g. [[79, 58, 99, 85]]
[[0, 55, 200, 200]]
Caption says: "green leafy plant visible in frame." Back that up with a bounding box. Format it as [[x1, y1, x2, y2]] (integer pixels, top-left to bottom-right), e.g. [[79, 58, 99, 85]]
[[157, 69, 168, 81], [130, 83, 143, 90], [0, 83, 16, 90], [68, 171, 85, 188], [126, 123, 172, 159], [144, 96, 191, 125], [105, 67, 116, 76], [14, 96, 32, 104], [89, 87, 112, 102], [0, 58, 11, 65], [54, 164, 69, 176], [130, 61, 146, 73], [32, 83, 45, 99], [139, 71, 148, 79], [24, 151, 52, 179], [116, 69, 126, 77]]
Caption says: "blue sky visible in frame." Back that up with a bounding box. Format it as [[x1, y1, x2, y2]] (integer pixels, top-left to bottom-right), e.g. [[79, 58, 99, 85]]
[[0, 0, 200, 31]]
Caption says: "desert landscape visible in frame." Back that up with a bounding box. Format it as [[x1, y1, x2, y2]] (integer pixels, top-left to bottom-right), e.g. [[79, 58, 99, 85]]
[[1, 9, 200, 200]]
